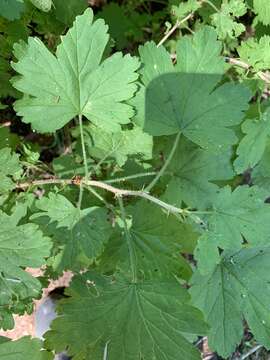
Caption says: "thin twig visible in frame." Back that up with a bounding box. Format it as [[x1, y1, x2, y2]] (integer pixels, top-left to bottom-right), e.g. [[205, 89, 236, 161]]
[[240, 345, 263, 360], [226, 57, 270, 83], [157, 13, 194, 47], [17, 178, 187, 216]]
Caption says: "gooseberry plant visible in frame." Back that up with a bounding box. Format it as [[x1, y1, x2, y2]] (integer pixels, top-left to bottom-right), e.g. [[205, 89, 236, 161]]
[[1, 2, 270, 360]]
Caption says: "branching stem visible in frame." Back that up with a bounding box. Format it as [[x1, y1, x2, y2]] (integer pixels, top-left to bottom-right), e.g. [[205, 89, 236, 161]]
[[157, 13, 193, 47], [17, 177, 188, 216]]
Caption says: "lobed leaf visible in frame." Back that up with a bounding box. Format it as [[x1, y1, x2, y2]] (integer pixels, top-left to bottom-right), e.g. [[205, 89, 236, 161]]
[[35, 193, 112, 272], [12, 9, 140, 133], [133, 27, 250, 151], [191, 246, 270, 357], [195, 186, 270, 273], [0, 210, 51, 329], [45, 272, 207, 360]]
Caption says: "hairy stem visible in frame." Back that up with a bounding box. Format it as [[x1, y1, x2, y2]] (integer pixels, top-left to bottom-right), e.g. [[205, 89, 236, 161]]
[[226, 57, 270, 83], [145, 132, 181, 192], [157, 13, 193, 47], [17, 178, 187, 216], [118, 197, 137, 282]]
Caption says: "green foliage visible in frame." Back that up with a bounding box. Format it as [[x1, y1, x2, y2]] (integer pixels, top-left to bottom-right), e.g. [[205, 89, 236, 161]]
[[0, 336, 52, 359], [191, 246, 270, 357], [81, 124, 153, 167], [172, 0, 201, 19], [30, 0, 52, 12], [99, 201, 194, 279], [195, 185, 270, 273], [34, 193, 112, 272], [234, 107, 270, 173], [0, 0, 25, 20], [134, 27, 250, 150], [211, 0, 247, 39], [12, 9, 139, 133], [0, 147, 22, 193], [253, 0, 270, 25], [0, 210, 51, 329], [45, 272, 207, 360], [2, 2, 270, 359], [238, 35, 270, 71], [161, 137, 234, 209]]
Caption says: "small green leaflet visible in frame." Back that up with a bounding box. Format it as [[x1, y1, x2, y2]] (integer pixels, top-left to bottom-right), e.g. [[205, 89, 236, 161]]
[[0, 147, 22, 193], [191, 246, 270, 357], [234, 107, 270, 173], [171, 0, 201, 20], [0, 0, 25, 20], [99, 201, 196, 280], [82, 124, 153, 167], [238, 36, 270, 72], [30, 0, 52, 12], [194, 186, 270, 273], [133, 26, 250, 151], [160, 136, 234, 209], [211, 0, 247, 39], [12, 9, 139, 133], [45, 272, 207, 360], [35, 193, 112, 272], [0, 210, 51, 329], [0, 336, 53, 360], [253, 0, 270, 25]]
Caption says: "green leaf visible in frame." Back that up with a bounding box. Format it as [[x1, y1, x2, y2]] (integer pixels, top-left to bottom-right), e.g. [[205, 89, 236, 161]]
[[253, 0, 270, 25], [99, 201, 195, 280], [234, 108, 270, 173], [0, 336, 53, 360], [252, 140, 270, 190], [191, 246, 270, 357], [52, 0, 88, 25], [211, 0, 247, 39], [45, 272, 207, 360], [0, 210, 51, 329], [12, 9, 139, 133], [238, 36, 270, 71], [161, 137, 234, 209], [0, 147, 22, 193], [82, 124, 153, 167], [30, 0, 52, 12], [97, 3, 131, 50], [0, 0, 25, 20], [0, 128, 20, 150], [134, 27, 250, 151], [195, 186, 270, 273], [171, 0, 201, 20], [36, 192, 81, 229], [35, 193, 112, 272]]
